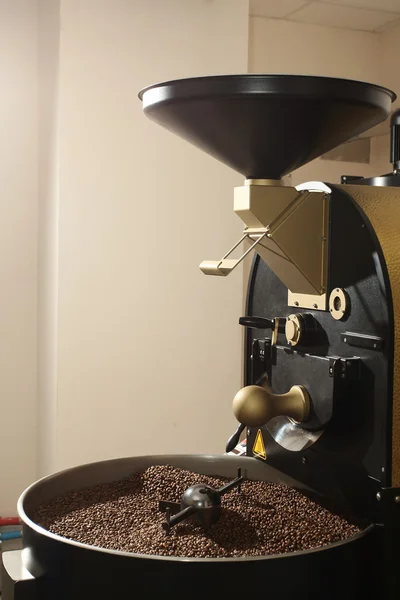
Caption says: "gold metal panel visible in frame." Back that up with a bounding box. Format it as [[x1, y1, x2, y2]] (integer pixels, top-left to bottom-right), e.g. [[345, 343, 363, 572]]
[[256, 239, 318, 295], [235, 183, 329, 295], [342, 184, 400, 486], [234, 183, 299, 230], [288, 291, 327, 310], [202, 182, 329, 296], [268, 191, 328, 295]]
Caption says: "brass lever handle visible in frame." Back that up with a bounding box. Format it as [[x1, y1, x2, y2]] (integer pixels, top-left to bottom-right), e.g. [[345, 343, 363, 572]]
[[199, 229, 268, 276], [232, 384, 310, 427]]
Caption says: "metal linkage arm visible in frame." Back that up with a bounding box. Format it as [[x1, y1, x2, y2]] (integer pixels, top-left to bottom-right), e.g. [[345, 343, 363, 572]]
[[199, 229, 268, 276]]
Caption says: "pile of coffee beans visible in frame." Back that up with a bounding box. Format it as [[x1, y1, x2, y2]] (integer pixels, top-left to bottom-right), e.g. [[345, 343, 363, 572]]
[[32, 465, 363, 558]]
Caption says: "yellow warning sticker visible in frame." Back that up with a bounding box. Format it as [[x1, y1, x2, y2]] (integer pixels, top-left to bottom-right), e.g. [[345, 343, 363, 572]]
[[252, 429, 267, 460]]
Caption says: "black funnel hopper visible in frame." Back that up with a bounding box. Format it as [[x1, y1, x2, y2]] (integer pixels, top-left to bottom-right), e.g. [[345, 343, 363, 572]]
[[139, 75, 395, 179]]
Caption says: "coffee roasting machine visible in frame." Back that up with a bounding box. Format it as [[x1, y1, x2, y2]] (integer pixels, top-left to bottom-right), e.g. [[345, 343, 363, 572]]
[[3, 74, 400, 599]]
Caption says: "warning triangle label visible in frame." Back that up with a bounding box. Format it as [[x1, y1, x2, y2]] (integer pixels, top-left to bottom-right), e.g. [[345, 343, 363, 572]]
[[252, 429, 267, 460]]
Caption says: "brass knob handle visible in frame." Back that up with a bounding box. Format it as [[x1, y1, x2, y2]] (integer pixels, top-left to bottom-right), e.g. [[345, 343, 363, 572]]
[[232, 384, 310, 427]]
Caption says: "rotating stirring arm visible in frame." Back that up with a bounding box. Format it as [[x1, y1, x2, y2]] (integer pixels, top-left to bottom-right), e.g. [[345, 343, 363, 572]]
[[159, 469, 244, 533]]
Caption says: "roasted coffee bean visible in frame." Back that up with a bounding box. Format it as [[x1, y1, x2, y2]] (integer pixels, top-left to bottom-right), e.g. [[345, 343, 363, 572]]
[[32, 465, 363, 558]]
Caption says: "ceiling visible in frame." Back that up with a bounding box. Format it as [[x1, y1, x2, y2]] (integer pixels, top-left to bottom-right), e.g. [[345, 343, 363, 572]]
[[249, 0, 400, 31]]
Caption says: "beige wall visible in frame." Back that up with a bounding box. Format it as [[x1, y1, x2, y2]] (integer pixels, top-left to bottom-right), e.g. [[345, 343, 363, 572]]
[[379, 21, 400, 110], [249, 16, 385, 186], [371, 22, 400, 176], [250, 17, 381, 82], [52, 0, 249, 470], [37, 0, 60, 477], [0, 0, 38, 514]]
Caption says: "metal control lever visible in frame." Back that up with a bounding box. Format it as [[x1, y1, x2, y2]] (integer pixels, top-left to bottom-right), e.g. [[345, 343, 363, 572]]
[[239, 315, 286, 345], [199, 230, 269, 276], [225, 423, 245, 453], [239, 316, 274, 329]]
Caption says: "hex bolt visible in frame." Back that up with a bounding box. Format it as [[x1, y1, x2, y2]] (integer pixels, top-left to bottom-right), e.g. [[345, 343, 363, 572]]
[[302, 457, 307, 465], [376, 492, 381, 501], [313, 304, 318, 309], [395, 496, 400, 504]]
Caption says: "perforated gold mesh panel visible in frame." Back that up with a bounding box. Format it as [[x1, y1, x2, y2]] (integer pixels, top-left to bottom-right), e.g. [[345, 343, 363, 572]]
[[341, 184, 400, 486]]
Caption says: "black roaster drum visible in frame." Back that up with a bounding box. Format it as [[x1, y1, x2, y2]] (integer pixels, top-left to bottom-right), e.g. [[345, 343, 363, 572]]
[[16, 455, 375, 599]]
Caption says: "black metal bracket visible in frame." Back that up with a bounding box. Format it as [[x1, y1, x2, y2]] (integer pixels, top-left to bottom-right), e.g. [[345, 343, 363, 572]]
[[341, 175, 364, 184], [253, 338, 271, 362], [378, 487, 400, 523], [329, 357, 361, 381], [251, 338, 272, 382], [376, 487, 400, 599], [2, 550, 39, 599], [341, 331, 384, 351]]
